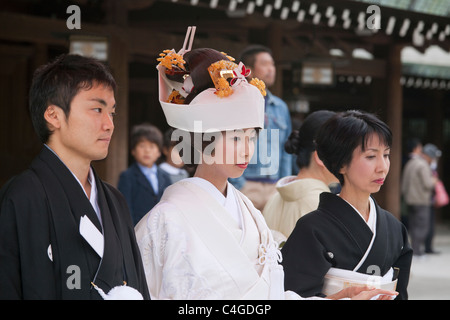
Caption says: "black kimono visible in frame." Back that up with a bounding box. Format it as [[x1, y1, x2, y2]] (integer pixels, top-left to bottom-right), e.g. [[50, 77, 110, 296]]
[[0, 147, 150, 299], [281, 192, 413, 300]]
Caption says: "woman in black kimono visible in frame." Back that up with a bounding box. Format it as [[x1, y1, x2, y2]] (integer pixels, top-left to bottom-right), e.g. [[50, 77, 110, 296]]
[[281, 110, 413, 300]]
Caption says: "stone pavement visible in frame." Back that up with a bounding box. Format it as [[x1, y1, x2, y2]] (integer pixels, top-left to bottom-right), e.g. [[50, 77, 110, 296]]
[[407, 223, 450, 300]]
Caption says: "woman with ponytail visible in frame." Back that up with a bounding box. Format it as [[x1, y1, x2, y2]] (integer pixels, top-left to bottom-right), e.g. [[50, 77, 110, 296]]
[[263, 110, 338, 238]]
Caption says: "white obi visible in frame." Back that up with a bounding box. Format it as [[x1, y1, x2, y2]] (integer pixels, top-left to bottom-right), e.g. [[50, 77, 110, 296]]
[[323, 267, 397, 298]]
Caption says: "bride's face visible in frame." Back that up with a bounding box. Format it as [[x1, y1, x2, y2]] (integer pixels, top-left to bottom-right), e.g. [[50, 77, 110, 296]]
[[202, 128, 257, 179]]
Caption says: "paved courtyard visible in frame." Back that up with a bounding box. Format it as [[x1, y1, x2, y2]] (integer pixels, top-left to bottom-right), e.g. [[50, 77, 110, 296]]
[[408, 223, 450, 300]]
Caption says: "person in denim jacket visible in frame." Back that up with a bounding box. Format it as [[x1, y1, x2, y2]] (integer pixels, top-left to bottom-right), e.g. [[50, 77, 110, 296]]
[[229, 45, 292, 210]]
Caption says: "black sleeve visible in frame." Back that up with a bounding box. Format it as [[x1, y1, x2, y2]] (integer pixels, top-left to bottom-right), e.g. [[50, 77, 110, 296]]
[[0, 173, 58, 299], [393, 223, 413, 300], [0, 193, 23, 299], [281, 214, 332, 298]]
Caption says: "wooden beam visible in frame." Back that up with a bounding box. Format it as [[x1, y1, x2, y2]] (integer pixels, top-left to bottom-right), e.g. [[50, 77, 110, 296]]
[[333, 57, 386, 78], [0, 12, 244, 58], [0, 12, 69, 46], [125, 0, 156, 10]]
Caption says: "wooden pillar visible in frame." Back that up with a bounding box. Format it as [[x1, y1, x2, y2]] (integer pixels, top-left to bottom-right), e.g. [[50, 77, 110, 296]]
[[373, 44, 403, 220], [267, 22, 283, 98], [32, 43, 48, 73], [100, 34, 129, 186], [427, 91, 445, 221], [427, 90, 444, 147], [0, 44, 36, 186], [385, 44, 403, 220], [92, 0, 130, 186]]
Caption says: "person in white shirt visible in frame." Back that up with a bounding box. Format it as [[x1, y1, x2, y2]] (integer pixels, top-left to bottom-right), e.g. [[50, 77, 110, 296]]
[[159, 127, 190, 184]]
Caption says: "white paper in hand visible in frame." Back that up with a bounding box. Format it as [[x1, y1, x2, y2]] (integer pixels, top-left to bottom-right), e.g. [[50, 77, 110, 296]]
[[79, 215, 104, 258]]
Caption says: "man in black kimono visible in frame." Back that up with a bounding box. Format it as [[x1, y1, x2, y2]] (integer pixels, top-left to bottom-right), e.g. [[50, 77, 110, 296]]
[[0, 54, 149, 299]]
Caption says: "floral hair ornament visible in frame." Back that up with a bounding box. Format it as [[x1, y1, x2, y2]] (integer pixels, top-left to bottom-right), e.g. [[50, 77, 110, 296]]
[[157, 26, 197, 103], [207, 60, 267, 98], [230, 62, 251, 86], [157, 26, 265, 133], [232, 62, 267, 97], [207, 60, 238, 98]]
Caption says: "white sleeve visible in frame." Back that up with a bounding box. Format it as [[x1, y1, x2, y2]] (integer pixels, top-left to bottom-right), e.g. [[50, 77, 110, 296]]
[[135, 202, 219, 299]]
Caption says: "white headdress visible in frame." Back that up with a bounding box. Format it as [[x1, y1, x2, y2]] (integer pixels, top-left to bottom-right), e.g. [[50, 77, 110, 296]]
[[157, 26, 266, 133]]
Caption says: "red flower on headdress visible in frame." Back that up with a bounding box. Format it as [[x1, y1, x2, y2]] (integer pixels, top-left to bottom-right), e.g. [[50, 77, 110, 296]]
[[230, 62, 251, 87]]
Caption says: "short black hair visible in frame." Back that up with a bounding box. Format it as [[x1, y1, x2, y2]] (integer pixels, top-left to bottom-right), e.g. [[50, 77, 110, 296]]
[[163, 127, 177, 149], [238, 44, 273, 69], [316, 110, 392, 185], [183, 48, 231, 104], [285, 110, 336, 169], [130, 123, 163, 152], [405, 137, 422, 153], [29, 54, 116, 143]]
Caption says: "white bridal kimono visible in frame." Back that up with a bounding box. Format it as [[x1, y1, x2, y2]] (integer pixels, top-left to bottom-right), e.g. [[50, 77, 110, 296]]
[[135, 178, 303, 300]]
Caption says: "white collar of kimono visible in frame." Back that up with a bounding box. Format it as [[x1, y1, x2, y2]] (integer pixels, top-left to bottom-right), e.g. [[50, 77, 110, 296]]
[[340, 196, 376, 233], [336, 196, 377, 272], [44, 144, 102, 226], [159, 162, 185, 175], [188, 177, 242, 228], [73, 167, 102, 226]]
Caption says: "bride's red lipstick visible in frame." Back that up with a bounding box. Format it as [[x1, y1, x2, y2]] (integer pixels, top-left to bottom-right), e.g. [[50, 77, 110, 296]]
[[237, 163, 248, 169]]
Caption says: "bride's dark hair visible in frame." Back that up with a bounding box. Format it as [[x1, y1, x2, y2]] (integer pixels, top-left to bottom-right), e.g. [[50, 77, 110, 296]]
[[183, 48, 232, 104]]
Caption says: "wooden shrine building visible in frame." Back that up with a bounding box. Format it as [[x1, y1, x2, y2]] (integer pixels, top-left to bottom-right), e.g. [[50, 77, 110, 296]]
[[1, 0, 449, 220]]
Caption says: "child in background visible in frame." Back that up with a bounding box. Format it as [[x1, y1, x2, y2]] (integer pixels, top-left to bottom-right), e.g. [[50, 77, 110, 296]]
[[118, 123, 171, 225]]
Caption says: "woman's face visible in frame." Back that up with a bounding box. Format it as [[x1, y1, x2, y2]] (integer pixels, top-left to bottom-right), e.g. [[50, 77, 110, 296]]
[[340, 133, 390, 196], [203, 128, 257, 179]]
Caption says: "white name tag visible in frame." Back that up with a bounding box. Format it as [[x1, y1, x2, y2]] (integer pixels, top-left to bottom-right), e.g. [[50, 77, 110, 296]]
[[79, 215, 104, 258], [47, 244, 53, 262]]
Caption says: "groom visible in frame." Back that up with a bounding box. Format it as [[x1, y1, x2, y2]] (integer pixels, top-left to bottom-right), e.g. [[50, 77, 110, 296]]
[[0, 54, 149, 299]]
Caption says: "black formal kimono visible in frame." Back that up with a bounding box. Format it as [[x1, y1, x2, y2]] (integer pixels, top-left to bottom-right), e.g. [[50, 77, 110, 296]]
[[281, 192, 413, 300], [0, 147, 150, 299]]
